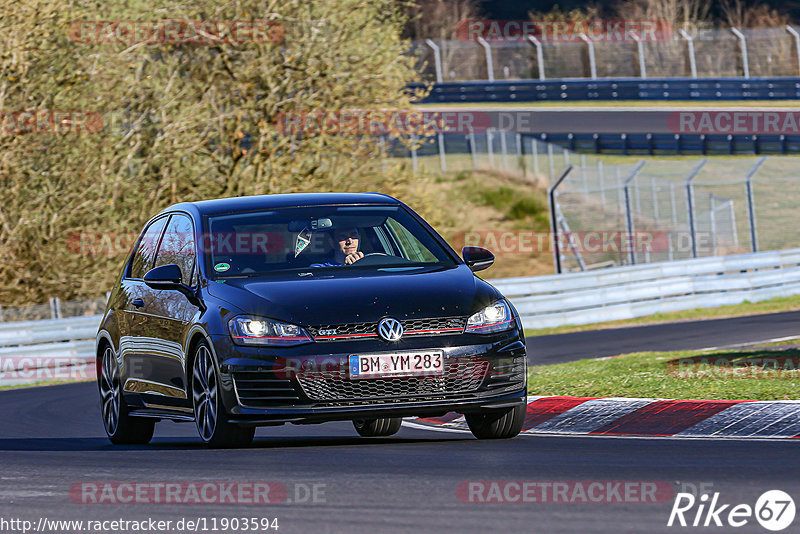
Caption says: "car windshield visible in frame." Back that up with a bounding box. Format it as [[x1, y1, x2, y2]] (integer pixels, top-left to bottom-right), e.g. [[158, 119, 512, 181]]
[[204, 205, 456, 277]]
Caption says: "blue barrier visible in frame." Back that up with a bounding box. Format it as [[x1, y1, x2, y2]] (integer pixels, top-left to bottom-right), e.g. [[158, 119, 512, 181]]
[[528, 132, 800, 155], [401, 132, 800, 156], [412, 77, 800, 103]]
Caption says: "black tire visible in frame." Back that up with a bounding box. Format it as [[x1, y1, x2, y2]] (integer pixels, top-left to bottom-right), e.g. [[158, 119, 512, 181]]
[[99, 345, 155, 445], [353, 417, 403, 437], [465, 404, 526, 440], [191, 341, 254, 448]]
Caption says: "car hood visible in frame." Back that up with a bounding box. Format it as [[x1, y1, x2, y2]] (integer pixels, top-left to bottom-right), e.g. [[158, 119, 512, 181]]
[[206, 265, 502, 325]]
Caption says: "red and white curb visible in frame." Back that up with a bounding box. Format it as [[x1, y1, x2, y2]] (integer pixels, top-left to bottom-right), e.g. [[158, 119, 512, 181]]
[[406, 396, 800, 439]]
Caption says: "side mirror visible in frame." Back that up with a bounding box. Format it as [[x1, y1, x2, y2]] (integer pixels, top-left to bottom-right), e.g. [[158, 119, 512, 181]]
[[462, 246, 494, 272], [143, 264, 183, 290]]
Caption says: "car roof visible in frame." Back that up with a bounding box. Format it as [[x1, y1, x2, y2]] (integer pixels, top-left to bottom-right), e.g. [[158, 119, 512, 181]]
[[160, 192, 401, 219]]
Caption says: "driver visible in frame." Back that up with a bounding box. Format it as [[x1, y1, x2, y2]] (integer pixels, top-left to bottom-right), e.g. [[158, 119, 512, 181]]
[[312, 227, 364, 266]]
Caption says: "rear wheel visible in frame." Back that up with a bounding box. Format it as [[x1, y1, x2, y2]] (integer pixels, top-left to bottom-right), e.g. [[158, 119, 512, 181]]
[[99, 346, 155, 445], [465, 404, 526, 440], [192, 342, 254, 448], [353, 417, 402, 437]]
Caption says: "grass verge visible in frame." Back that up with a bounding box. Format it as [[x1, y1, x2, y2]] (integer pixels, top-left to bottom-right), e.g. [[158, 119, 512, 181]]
[[524, 294, 800, 337], [527, 346, 800, 400]]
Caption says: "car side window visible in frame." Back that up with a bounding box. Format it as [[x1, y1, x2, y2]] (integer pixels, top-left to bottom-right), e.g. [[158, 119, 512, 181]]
[[384, 218, 437, 262], [153, 214, 196, 286], [128, 216, 169, 279]]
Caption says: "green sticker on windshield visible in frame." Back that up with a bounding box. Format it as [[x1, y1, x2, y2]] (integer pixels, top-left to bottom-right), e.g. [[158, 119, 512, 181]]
[[214, 262, 230, 272]]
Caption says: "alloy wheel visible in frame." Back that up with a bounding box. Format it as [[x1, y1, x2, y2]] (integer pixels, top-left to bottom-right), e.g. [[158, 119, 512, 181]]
[[192, 345, 218, 442], [100, 346, 121, 436]]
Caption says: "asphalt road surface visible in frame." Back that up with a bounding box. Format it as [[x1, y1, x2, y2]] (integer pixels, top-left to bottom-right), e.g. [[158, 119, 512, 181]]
[[0, 381, 798, 534], [527, 309, 800, 366]]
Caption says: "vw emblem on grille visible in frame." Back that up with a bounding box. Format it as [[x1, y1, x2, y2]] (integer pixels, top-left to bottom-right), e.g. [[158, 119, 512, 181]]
[[378, 318, 403, 342]]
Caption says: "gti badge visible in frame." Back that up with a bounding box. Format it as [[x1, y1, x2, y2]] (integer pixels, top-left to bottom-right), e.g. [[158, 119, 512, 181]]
[[378, 318, 403, 342]]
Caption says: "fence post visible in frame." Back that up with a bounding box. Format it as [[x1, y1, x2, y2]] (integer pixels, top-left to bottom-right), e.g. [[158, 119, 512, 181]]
[[580, 154, 588, 200], [745, 156, 766, 252], [685, 158, 708, 258], [628, 31, 647, 79], [487, 129, 495, 168], [516, 133, 524, 176], [476, 36, 495, 81], [49, 297, 61, 319], [526, 35, 546, 80], [410, 134, 418, 172], [547, 141, 555, 183], [468, 129, 478, 170], [424, 39, 443, 83], [532, 138, 540, 181], [437, 133, 446, 172], [729, 200, 739, 249], [710, 194, 717, 256], [670, 183, 678, 227], [500, 132, 509, 170], [623, 161, 647, 265], [786, 26, 800, 76], [679, 29, 698, 79], [598, 160, 605, 206], [548, 165, 574, 274], [379, 136, 387, 174], [578, 34, 597, 79], [651, 177, 660, 221], [731, 28, 750, 79]]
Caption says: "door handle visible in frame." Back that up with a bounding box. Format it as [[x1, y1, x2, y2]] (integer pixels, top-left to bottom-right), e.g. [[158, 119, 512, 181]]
[[132, 298, 145, 309]]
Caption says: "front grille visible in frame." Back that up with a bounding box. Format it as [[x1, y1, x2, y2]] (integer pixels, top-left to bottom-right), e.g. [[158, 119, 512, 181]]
[[307, 317, 466, 341], [233, 371, 301, 408], [296, 356, 489, 402]]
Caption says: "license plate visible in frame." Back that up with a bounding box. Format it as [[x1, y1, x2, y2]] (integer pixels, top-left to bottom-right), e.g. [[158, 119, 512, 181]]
[[349, 351, 444, 379]]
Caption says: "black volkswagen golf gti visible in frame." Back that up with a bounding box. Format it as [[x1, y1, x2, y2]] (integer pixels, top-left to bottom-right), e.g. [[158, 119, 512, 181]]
[[96, 193, 528, 447]]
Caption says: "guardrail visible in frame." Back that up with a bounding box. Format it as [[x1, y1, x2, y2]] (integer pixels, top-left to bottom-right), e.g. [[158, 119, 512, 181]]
[[0, 315, 100, 385], [492, 248, 800, 329], [412, 77, 800, 103]]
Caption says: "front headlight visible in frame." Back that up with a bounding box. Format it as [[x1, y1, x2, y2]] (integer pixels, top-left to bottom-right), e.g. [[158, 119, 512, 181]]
[[465, 299, 515, 334], [228, 316, 313, 346]]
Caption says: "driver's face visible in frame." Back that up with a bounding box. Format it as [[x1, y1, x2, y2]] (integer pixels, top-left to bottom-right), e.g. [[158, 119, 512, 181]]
[[333, 228, 359, 255]]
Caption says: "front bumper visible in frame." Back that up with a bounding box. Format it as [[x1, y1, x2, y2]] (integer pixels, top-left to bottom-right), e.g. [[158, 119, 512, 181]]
[[209, 329, 527, 426]]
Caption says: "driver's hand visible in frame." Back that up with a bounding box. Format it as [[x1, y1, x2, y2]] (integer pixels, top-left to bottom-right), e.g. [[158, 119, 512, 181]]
[[344, 251, 365, 265]]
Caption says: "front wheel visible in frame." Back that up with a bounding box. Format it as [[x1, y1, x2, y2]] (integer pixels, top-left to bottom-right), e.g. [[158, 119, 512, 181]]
[[465, 404, 526, 440], [353, 417, 402, 437], [99, 346, 155, 445], [192, 342, 254, 448]]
